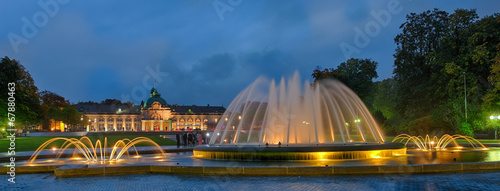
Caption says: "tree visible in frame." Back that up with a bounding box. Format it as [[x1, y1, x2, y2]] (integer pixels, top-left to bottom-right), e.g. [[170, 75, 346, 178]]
[[392, 9, 500, 136], [373, 78, 397, 119], [393, 9, 449, 119], [39, 90, 70, 108], [312, 58, 378, 108], [0, 57, 41, 129]]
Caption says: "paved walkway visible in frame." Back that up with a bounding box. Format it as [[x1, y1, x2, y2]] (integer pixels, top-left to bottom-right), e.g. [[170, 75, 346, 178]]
[[2, 171, 500, 191]]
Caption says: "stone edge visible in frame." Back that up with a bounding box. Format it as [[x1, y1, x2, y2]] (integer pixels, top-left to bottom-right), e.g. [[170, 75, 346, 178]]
[[4, 161, 498, 178]]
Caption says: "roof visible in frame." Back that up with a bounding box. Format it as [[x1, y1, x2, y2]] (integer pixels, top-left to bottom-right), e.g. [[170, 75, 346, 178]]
[[143, 87, 168, 108], [77, 104, 141, 115], [170, 105, 226, 115]]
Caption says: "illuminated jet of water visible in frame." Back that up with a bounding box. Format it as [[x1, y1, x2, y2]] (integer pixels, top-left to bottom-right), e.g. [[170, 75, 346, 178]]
[[392, 134, 487, 151], [28, 136, 165, 164]]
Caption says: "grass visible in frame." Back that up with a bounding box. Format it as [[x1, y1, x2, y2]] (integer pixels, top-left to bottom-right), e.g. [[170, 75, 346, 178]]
[[0, 135, 176, 152]]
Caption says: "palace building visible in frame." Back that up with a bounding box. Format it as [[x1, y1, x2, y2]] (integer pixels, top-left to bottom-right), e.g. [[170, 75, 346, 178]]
[[77, 87, 225, 132]]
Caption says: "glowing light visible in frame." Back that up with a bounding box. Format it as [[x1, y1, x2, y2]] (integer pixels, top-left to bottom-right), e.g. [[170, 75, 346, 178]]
[[430, 141, 435, 145], [225, 117, 228, 121], [206, 133, 210, 136], [238, 115, 241, 120], [316, 152, 327, 160], [8, 122, 13, 126], [345, 123, 349, 126], [1, 128, 4, 131], [491, 116, 495, 120], [369, 150, 382, 158], [132, 155, 141, 158], [217, 133, 220, 136], [349, 140, 353, 142], [52, 148, 57, 151]]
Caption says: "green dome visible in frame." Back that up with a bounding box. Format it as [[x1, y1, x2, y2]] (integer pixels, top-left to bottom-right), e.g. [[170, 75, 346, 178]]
[[143, 87, 168, 108]]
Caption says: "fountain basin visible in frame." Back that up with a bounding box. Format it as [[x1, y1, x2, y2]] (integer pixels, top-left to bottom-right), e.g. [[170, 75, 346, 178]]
[[193, 142, 406, 160]]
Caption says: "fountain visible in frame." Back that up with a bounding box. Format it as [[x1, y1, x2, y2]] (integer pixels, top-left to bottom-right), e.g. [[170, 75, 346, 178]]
[[194, 72, 405, 160], [28, 136, 166, 165], [392, 134, 488, 151]]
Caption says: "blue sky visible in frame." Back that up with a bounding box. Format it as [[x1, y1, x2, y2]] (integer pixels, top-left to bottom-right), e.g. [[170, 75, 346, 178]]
[[1, 0, 499, 106]]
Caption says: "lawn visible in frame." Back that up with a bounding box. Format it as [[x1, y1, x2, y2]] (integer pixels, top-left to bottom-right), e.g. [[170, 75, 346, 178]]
[[0, 135, 176, 152]]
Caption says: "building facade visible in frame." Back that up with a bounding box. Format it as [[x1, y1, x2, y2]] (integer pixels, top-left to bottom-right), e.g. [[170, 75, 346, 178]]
[[77, 87, 225, 132]]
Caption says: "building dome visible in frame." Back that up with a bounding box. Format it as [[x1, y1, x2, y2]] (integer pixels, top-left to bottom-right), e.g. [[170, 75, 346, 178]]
[[143, 87, 168, 108]]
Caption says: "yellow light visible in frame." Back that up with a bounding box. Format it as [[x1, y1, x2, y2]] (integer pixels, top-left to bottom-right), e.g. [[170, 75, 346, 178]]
[[52, 148, 57, 151], [316, 152, 327, 160], [369, 150, 382, 158], [132, 155, 141, 158], [113, 147, 117, 149], [430, 141, 435, 145]]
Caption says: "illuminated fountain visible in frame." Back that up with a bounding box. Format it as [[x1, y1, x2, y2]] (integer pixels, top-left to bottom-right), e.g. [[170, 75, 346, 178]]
[[194, 72, 405, 160], [392, 134, 488, 151], [28, 136, 165, 165]]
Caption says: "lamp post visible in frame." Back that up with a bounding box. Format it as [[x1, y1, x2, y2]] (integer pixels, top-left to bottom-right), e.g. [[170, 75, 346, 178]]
[[490, 115, 500, 140], [80, 115, 83, 132]]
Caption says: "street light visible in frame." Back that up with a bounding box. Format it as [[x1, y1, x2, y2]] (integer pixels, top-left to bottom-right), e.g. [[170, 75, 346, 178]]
[[490, 115, 500, 140], [80, 115, 83, 132]]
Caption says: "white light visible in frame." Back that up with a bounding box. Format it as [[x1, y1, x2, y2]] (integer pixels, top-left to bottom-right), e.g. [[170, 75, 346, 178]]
[[1, 128, 4, 131], [491, 116, 495, 120], [217, 133, 220, 136], [206, 133, 210, 136], [8, 122, 13, 126], [498, 116, 500, 120]]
